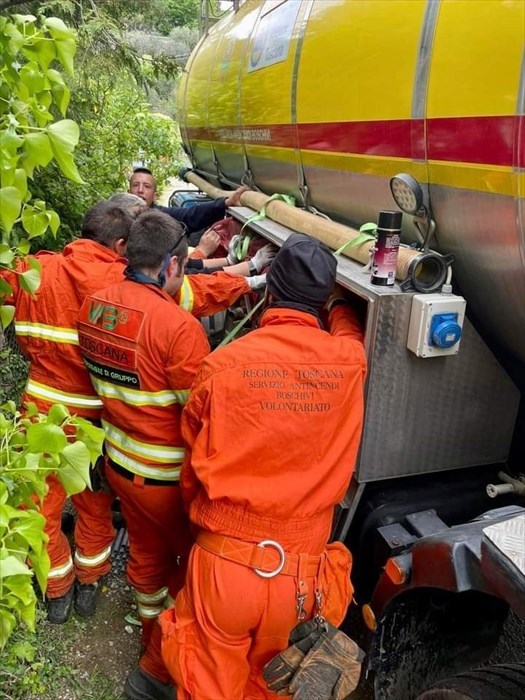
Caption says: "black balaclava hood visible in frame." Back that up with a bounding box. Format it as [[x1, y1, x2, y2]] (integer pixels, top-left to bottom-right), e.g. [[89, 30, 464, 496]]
[[267, 233, 337, 316]]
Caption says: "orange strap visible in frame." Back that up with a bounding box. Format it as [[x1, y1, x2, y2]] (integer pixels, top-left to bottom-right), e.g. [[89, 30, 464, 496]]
[[196, 530, 323, 578]]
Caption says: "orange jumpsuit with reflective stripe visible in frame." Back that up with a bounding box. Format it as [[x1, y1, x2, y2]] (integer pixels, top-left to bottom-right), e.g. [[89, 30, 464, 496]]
[[161, 304, 367, 699], [78, 280, 211, 684], [3, 240, 128, 597], [2, 241, 250, 600]]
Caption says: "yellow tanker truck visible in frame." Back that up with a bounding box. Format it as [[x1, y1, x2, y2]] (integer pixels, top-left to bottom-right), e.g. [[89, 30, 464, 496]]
[[174, 1, 525, 697]]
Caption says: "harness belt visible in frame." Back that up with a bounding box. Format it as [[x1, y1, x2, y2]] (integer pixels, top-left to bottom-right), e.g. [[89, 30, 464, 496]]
[[106, 457, 179, 487], [196, 530, 325, 579]]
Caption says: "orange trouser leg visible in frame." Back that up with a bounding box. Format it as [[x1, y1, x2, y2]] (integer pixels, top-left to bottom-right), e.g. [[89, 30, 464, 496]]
[[41, 475, 75, 598], [161, 544, 321, 700], [72, 487, 115, 585], [105, 465, 192, 683]]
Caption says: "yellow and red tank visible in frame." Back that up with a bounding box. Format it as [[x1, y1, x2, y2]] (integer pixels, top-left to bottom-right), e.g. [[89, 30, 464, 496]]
[[179, 0, 525, 366]]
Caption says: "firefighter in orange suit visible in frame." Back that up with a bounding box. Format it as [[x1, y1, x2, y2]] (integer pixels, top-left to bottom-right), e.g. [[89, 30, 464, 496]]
[[1, 201, 135, 624], [77, 210, 265, 700], [160, 233, 367, 700], [1, 196, 256, 627]]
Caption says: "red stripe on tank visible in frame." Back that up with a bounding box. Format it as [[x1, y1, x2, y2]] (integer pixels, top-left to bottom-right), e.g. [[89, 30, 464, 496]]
[[187, 115, 517, 167]]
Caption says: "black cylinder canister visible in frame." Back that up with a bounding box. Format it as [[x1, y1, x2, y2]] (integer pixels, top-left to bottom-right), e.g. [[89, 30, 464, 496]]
[[370, 210, 403, 286]]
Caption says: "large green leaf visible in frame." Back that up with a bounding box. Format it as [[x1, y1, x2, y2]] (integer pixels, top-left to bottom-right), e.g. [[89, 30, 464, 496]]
[[23, 131, 53, 168], [19, 268, 41, 295], [48, 210, 60, 235], [0, 609, 16, 650], [0, 186, 22, 234], [19, 61, 45, 94], [21, 205, 49, 238], [51, 80, 70, 116], [26, 422, 67, 453], [47, 119, 79, 151], [59, 441, 91, 495], [0, 554, 32, 577], [12, 516, 46, 558], [14, 168, 28, 200], [17, 596, 37, 631], [47, 120, 84, 183], [27, 547, 49, 595], [48, 404, 69, 425], [0, 244, 15, 265], [0, 127, 23, 155], [21, 38, 57, 71], [44, 17, 74, 41], [55, 38, 76, 76], [0, 305, 15, 330]]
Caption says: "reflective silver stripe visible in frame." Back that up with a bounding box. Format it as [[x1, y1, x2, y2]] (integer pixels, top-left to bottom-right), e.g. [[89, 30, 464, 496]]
[[102, 421, 185, 464], [178, 276, 194, 312], [15, 322, 79, 345], [26, 379, 103, 408], [165, 595, 175, 609], [48, 556, 74, 579], [92, 377, 188, 407], [135, 587, 169, 604], [137, 605, 164, 618], [106, 444, 181, 481], [74, 545, 112, 568]]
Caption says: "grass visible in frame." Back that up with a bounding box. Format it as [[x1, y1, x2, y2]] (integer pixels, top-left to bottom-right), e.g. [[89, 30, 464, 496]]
[[0, 608, 122, 700]]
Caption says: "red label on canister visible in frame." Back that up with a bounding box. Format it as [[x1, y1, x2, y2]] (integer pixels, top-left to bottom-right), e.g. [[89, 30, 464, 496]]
[[370, 210, 403, 286]]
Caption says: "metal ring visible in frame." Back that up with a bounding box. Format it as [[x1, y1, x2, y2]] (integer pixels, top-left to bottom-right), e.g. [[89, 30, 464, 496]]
[[254, 539, 286, 578]]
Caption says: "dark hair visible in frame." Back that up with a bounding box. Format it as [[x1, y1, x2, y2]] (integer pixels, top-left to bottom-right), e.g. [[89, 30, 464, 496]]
[[129, 167, 156, 189], [127, 210, 188, 271], [81, 201, 133, 247]]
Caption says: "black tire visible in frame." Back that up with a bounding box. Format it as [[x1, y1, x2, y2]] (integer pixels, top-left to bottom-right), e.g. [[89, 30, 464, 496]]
[[417, 663, 525, 700]]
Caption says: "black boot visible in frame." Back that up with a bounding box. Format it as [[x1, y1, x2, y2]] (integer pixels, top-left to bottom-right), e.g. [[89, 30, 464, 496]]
[[124, 667, 174, 700], [46, 585, 74, 624], [74, 578, 103, 617]]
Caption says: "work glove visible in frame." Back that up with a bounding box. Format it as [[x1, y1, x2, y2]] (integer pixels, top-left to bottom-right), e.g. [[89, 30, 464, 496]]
[[226, 234, 242, 265], [90, 455, 111, 494], [263, 619, 326, 695], [288, 621, 364, 700], [246, 273, 266, 290], [250, 244, 278, 273]]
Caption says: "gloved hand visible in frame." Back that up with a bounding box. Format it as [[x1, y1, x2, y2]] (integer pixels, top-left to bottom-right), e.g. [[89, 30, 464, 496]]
[[246, 273, 267, 290], [288, 622, 364, 700], [250, 244, 278, 273], [90, 455, 111, 494], [226, 235, 242, 265], [263, 620, 326, 695]]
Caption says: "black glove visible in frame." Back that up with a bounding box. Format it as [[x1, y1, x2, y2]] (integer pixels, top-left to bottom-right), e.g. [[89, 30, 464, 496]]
[[288, 621, 364, 700], [89, 455, 111, 493], [263, 619, 325, 695]]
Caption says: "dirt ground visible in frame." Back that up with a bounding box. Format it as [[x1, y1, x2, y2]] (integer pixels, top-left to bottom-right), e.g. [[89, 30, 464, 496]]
[[34, 529, 141, 700]]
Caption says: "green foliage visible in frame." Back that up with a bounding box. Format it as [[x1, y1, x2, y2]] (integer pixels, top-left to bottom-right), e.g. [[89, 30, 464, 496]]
[[31, 77, 183, 249], [0, 12, 82, 300], [0, 607, 123, 699], [118, 0, 200, 34], [0, 401, 104, 650], [0, 328, 29, 407]]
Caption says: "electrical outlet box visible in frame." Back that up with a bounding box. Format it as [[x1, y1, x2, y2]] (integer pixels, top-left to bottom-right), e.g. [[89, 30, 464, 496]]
[[407, 293, 466, 357]]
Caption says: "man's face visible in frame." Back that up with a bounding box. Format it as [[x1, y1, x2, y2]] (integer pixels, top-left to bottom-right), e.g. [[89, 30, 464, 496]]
[[129, 173, 157, 207]]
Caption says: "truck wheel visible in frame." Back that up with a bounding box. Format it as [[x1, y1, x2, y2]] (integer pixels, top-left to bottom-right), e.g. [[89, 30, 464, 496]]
[[417, 663, 525, 700]]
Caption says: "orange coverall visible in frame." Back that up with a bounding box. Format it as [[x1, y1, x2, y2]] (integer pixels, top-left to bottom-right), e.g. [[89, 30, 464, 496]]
[[77, 280, 211, 684], [3, 240, 128, 598], [2, 240, 250, 599], [161, 303, 367, 699]]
